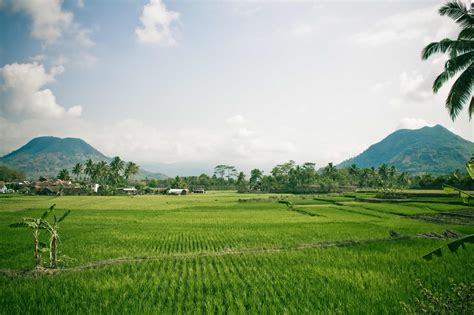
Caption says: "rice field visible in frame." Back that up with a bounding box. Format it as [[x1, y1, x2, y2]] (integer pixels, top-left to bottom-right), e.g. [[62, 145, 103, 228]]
[[0, 191, 473, 314]]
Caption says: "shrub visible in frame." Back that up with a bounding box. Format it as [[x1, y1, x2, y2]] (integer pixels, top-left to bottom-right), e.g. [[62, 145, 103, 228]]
[[401, 279, 473, 315]]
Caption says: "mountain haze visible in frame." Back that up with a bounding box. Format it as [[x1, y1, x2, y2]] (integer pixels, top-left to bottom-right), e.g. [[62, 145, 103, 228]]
[[0, 136, 167, 180], [338, 125, 474, 174]]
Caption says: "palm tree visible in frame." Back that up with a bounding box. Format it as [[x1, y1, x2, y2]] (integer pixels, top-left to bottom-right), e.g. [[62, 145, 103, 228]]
[[110, 156, 125, 175], [84, 159, 95, 181], [323, 162, 337, 181], [58, 168, 70, 181], [8, 204, 55, 268], [348, 164, 360, 185], [109, 156, 125, 186], [422, 1, 474, 120], [72, 163, 83, 180], [95, 161, 109, 185], [124, 162, 140, 182]]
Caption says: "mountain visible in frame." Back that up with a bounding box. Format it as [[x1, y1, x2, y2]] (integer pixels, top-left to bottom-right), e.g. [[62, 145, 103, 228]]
[[0, 136, 168, 180], [338, 125, 474, 174]]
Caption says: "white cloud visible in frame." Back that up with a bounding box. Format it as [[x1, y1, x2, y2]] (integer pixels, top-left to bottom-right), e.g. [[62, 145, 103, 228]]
[[226, 114, 246, 125], [76, 0, 84, 8], [390, 70, 432, 107], [399, 71, 431, 101], [135, 0, 180, 46], [9, 0, 94, 47], [0, 62, 82, 119], [12, 0, 73, 44], [351, 5, 457, 47], [397, 118, 433, 130], [74, 27, 95, 47]]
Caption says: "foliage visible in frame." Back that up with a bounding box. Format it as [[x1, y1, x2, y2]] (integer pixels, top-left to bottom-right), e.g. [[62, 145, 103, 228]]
[[8, 204, 56, 268], [74, 156, 140, 194], [401, 279, 473, 314], [144, 159, 474, 194], [0, 165, 25, 182], [422, 1, 474, 120], [422, 234, 474, 261], [40, 205, 71, 268], [57, 168, 71, 180]]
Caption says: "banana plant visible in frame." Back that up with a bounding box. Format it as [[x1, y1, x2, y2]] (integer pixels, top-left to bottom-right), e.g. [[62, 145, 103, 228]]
[[8, 204, 55, 268], [442, 184, 473, 204], [442, 157, 474, 204], [41, 207, 71, 268], [423, 235, 474, 260], [425, 157, 474, 259]]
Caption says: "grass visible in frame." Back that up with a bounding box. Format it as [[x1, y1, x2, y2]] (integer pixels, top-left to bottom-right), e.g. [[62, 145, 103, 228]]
[[0, 191, 473, 314]]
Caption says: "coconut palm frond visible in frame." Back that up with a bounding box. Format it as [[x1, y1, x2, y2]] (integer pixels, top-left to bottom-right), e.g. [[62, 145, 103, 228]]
[[445, 64, 474, 120], [439, 1, 474, 28], [422, 39, 457, 60], [458, 27, 474, 40]]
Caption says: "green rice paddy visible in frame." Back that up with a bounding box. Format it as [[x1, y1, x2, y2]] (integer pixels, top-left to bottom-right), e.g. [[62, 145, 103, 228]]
[[0, 192, 473, 314]]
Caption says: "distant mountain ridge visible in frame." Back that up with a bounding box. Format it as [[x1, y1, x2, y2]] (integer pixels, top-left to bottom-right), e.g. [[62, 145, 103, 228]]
[[338, 125, 474, 174], [0, 136, 167, 180]]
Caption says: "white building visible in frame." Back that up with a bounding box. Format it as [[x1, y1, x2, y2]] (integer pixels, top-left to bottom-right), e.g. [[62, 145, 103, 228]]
[[0, 182, 7, 194], [167, 188, 189, 195]]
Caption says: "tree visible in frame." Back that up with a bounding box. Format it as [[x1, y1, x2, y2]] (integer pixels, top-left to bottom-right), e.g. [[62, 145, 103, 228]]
[[0, 165, 25, 182], [95, 161, 110, 185], [322, 162, 338, 181], [249, 169, 263, 190], [213, 165, 227, 178], [213, 165, 238, 181], [124, 162, 140, 182], [422, 1, 474, 120], [171, 176, 186, 189], [84, 159, 95, 180], [109, 156, 125, 186], [300, 162, 317, 186], [8, 205, 55, 268], [236, 171, 248, 192], [72, 163, 83, 180], [236, 172, 246, 185], [57, 168, 70, 181]]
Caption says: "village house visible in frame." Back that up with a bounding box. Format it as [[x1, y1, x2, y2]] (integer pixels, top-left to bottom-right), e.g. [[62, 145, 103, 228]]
[[117, 187, 138, 195], [31, 178, 81, 196], [192, 187, 206, 194], [167, 188, 189, 195]]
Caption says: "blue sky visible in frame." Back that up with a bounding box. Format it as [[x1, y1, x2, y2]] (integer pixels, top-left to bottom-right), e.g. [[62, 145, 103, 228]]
[[0, 0, 472, 174]]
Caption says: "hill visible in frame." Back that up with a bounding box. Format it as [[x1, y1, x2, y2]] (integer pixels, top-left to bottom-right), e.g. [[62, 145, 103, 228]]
[[0, 136, 167, 180], [338, 125, 474, 174]]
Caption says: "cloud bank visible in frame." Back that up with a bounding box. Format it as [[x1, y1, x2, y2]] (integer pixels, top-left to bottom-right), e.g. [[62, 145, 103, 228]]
[[0, 62, 82, 119]]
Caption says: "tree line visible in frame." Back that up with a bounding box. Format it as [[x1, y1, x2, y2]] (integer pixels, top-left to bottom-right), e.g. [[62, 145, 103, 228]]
[[57, 157, 140, 190], [144, 161, 474, 193]]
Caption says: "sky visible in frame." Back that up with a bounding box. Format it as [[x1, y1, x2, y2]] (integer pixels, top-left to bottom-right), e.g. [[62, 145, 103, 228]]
[[0, 0, 473, 174]]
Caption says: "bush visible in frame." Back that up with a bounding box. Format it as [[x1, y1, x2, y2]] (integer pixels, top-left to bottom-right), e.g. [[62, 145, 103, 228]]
[[401, 279, 473, 315]]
